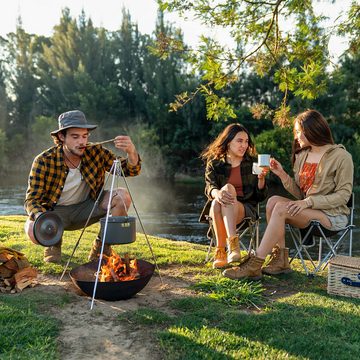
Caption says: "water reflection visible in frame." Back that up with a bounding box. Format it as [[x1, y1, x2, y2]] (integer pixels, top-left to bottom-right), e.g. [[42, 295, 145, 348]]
[[1, 181, 359, 255], [0, 179, 210, 244]]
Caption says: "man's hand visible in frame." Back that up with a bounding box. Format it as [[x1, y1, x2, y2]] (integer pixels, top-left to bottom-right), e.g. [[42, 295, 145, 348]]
[[114, 136, 136, 154], [114, 136, 138, 165]]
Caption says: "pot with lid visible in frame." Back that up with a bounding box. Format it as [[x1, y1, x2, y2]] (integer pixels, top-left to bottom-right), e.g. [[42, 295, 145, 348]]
[[100, 216, 136, 244]]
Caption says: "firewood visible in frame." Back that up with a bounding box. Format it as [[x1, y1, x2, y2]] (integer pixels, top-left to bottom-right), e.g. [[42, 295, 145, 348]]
[[15, 279, 34, 292], [0, 265, 16, 278], [0, 253, 14, 263], [110, 268, 120, 282], [2, 258, 19, 271], [13, 257, 31, 270], [124, 253, 130, 275], [0, 247, 25, 261], [4, 277, 15, 287], [14, 267, 38, 284]]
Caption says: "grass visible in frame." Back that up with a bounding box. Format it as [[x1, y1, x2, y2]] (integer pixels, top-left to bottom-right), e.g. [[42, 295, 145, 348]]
[[1, 215, 360, 359], [0, 291, 72, 360]]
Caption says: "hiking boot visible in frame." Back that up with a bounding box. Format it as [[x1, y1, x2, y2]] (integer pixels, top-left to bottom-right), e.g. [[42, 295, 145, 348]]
[[44, 243, 62, 264], [222, 252, 264, 280], [262, 246, 292, 275], [213, 247, 228, 269], [227, 235, 241, 263], [88, 237, 112, 261]]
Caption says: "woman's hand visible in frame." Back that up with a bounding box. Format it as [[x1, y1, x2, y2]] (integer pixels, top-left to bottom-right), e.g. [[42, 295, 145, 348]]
[[257, 167, 269, 189], [213, 189, 236, 206], [270, 157, 289, 183], [286, 199, 309, 216], [269, 158, 284, 176]]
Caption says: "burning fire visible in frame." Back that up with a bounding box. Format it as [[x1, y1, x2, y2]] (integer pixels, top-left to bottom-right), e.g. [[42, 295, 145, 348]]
[[98, 252, 140, 282]]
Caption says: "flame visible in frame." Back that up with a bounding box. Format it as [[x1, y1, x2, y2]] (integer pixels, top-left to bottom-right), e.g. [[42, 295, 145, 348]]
[[98, 251, 140, 282]]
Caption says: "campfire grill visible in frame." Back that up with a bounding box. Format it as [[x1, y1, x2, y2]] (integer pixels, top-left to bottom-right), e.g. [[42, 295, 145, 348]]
[[70, 259, 155, 301], [60, 159, 161, 309]]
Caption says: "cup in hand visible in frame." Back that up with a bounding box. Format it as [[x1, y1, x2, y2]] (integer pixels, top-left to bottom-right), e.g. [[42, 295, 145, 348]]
[[252, 162, 262, 175], [258, 154, 270, 168]]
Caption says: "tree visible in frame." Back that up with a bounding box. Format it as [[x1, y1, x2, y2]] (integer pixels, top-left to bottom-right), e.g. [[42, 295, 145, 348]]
[[157, 0, 356, 123], [5, 19, 43, 137], [37, 8, 121, 122]]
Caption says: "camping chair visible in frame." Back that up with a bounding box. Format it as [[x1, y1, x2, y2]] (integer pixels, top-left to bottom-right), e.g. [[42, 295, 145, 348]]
[[205, 203, 261, 263], [287, 193, 355, 276]]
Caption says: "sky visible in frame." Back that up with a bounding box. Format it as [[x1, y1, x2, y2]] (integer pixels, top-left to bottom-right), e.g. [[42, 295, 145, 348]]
[[0, 0, 353, 61]]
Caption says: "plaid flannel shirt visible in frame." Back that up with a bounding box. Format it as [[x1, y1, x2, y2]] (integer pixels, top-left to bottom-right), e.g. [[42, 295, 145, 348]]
[[24, 144, 141, 220], [199, 154, 268, 222]]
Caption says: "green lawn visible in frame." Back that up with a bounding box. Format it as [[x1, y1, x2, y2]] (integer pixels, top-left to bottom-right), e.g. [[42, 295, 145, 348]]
[[1, 215, 360, 359]]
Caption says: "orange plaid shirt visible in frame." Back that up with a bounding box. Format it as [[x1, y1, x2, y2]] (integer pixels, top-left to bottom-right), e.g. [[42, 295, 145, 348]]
[[24, 144, 141, 220]]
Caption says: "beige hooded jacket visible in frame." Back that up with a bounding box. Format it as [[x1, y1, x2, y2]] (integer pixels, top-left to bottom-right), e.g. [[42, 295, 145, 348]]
[[282, 144, 353, 216]]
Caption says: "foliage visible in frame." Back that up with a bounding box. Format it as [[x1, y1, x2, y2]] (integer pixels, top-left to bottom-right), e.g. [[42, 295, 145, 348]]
[[255, 126, 294, 173], [0, 4, 359, 180], [158, 0, 338, 122]]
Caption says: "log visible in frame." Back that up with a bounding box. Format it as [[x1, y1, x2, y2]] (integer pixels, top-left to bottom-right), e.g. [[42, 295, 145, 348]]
[[0, 265, 15, 278], [0, 252, 14, 263], [2, 258, 19, 272], [124, 253, 130, 275], [14, 267, 38, 284], [15, 279, 34, 292], [4, 277, 15, 287], [110, 268, 120, 282]]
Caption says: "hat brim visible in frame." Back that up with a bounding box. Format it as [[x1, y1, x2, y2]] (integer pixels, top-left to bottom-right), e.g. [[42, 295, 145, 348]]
[[50, 124, 97, 135]]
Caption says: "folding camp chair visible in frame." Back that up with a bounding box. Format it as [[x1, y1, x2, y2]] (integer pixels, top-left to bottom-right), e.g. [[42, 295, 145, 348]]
[[205, 203, 261, 263], [288, 193, 355, 276]]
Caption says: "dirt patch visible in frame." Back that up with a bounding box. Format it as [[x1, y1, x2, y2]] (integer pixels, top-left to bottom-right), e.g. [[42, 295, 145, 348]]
[[30, 271, 196, 360]]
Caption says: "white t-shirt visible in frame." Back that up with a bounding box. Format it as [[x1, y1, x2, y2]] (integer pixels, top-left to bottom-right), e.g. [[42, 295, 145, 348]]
[[57, 166, 90, 206]]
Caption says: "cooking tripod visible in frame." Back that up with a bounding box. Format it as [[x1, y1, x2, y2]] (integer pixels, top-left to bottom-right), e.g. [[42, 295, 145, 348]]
[[60, 159, 162, 309]]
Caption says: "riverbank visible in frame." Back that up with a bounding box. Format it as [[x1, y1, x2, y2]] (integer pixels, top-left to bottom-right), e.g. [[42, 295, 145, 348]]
[[1, 215, 360, 359]]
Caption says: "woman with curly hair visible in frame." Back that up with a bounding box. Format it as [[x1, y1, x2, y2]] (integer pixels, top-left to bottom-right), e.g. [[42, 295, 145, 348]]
[[199, 123, 268, 269]]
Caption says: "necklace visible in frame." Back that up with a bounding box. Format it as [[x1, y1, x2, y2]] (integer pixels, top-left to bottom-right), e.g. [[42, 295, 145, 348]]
[[63, 151, 81, 169]]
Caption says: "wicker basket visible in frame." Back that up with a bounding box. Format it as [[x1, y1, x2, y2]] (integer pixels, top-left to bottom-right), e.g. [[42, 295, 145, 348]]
[[328, 255, 360, 298]]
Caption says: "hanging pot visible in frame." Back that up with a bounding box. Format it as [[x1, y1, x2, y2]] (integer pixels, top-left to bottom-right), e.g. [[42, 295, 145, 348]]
[[100, 216, 136, 244], [33, 212, 64, 247]]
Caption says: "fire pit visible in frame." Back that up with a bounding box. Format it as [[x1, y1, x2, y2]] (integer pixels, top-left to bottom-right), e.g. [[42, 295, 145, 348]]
[[70, 258, 155, 301]]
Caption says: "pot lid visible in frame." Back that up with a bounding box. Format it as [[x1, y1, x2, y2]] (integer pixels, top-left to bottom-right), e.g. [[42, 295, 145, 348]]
[[33, 212, 64, 247]]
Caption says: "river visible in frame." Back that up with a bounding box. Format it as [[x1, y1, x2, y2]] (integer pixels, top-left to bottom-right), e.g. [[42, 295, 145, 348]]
[[1, 180, 359, 255]]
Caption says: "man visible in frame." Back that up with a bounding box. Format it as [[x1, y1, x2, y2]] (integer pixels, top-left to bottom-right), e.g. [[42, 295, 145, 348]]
[[24, 110, 141, 263]]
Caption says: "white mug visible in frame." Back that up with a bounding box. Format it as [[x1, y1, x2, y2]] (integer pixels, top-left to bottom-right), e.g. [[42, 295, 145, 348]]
[[258, 154, 270, 167], [252, 163, 262, 175]]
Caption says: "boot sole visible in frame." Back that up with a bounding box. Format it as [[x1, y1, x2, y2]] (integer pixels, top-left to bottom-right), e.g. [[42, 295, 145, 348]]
[[262, 268, 293, 275], [212, 262, 229, 269], [44, 257, 61, 264], [223, 273, 263, 281]]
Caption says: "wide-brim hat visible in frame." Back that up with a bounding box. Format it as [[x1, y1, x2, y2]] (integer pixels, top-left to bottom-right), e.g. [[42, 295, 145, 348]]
[[50, 110, 97, 135]]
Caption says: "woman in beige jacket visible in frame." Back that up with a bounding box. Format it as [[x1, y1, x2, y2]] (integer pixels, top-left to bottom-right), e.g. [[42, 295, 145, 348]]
[[223, 109, 354, 280]]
